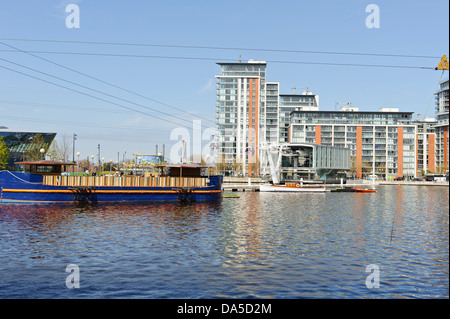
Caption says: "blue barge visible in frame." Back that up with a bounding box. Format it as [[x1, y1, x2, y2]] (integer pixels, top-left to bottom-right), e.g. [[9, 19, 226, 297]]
[[0, 161, 223, 204]]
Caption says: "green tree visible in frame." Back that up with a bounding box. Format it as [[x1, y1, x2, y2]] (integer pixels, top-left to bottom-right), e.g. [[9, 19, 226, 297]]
[[23, 134, 47, 161], [0, 136, 9, 170]]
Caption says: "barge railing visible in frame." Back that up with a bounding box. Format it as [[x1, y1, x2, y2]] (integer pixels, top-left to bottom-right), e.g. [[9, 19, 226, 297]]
[[43, 175, 208, 188]]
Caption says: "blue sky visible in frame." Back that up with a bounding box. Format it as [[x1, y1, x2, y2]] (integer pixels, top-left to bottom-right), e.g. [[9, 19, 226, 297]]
[[0, 0, 448, 163]]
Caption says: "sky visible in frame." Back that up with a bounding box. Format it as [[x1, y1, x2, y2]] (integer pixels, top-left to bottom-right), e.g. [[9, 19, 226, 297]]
[[0, 0, 448, 164]]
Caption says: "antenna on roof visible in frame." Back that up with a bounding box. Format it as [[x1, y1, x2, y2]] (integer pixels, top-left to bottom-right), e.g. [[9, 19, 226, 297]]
[[335, 102, 352, 110], [238, 55, 242, 63], [291, 87, 309, 95]]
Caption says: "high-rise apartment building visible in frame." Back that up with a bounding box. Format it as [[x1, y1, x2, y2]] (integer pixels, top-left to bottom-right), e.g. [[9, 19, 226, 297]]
[[415, 119, 437, 176], [215, 60, 267, 177], [215, 61, 446, 179], [434, 78, 449, 172], [215, 61, 319, 176], [289, 108, 417, 179], [265, 82, 280, 145], [279, 91, 319, 143]]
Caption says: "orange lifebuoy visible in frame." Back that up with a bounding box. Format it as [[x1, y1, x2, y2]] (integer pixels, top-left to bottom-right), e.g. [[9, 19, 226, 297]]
[[296, 183, 301, 188]]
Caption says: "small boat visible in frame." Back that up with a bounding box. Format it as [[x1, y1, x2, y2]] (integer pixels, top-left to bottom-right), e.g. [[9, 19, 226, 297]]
[[331, 187, 357, 192], [259, 182, 326, 193], [353, 188, 377, 193], [0, 161, 222, 204], [331, 187, 377, 193]]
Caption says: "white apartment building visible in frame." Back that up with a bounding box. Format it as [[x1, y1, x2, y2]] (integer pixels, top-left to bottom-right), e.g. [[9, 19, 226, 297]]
[[215, 60, 267, 177], [215, 61, 444, 179], [289, 108, 417, 179], [434, 78, 449, 172], [278, 91, 319, 143], [215, 61, 320, 176]]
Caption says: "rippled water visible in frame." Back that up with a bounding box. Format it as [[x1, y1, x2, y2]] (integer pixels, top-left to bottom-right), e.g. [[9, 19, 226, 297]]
[[0, 185, 448, 298]]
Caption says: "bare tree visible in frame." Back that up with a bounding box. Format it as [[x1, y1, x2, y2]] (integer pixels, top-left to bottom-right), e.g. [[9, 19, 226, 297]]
[[48, 134, 72, 162], [59, 134, 72, 162]]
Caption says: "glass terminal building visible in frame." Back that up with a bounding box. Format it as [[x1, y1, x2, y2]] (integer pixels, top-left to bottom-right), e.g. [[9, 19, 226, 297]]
[[0, 131, 56, 170]]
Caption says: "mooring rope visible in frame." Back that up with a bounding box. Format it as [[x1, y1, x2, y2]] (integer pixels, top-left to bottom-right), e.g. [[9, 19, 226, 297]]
[[0, 170, 43, 185]]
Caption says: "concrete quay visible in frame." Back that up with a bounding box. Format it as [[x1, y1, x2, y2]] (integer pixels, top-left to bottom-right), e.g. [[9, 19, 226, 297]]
[[222, 177, 263, 192], [223, 185, 260, 192], [222, 177, 358, 192], [222, 177, 449, 191], [378, 181, 449, 187]]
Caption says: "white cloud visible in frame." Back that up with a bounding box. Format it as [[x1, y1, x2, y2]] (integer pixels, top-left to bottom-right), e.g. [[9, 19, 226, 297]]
[[199, 78, 214, 93]]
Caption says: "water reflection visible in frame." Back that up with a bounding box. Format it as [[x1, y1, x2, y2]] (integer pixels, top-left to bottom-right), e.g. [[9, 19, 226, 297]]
[[0, 186, 448, 298]]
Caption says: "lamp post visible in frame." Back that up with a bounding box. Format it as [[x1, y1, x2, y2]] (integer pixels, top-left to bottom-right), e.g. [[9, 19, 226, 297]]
[[157, 152, 162, 165], [181, 140, 186, 163], [123, 151, 126, 172], [40, 148, 45, 161], [91, 155, 95, 175], [76, 152, 80, 173], [138, 157, 141, 176], [97, 144, 101, 174], [72, 133, 77, 173]]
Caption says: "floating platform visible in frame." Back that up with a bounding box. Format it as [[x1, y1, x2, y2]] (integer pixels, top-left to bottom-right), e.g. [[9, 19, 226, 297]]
[[259, 183, 326, 193]]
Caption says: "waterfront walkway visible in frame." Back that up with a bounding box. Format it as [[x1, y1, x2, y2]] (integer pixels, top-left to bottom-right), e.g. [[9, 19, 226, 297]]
[[379, 181, 449, 187], [222, 177, 262, 192]]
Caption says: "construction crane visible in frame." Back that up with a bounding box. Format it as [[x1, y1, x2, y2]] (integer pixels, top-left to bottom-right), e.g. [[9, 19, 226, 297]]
[[422, 55, 449, 120], [436, 55, 449, 70]]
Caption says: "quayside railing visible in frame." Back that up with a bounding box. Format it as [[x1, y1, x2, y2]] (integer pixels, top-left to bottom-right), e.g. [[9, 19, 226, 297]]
[[43, 175, 207, 188]]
